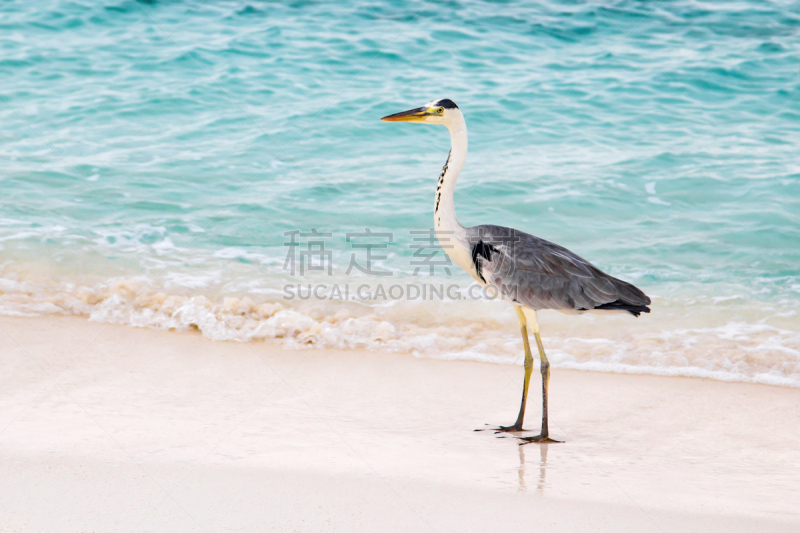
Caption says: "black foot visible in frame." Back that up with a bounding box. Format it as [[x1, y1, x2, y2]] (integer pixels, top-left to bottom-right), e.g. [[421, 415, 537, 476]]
[[518, 434, 563, 445], [473, 423, 525, 434], [494, 424, 525, 434]]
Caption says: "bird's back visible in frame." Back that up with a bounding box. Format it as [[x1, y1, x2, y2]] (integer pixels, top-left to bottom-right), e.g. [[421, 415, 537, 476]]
[[466, 224, 651, 316]]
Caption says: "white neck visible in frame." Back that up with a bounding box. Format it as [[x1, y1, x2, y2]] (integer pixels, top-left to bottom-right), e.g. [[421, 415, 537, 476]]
[[434, 113, 474, 274], [434, 116, 467, 236]]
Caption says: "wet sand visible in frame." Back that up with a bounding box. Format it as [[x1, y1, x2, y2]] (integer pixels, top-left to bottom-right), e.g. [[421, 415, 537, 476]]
[[1, 316, 799, 532]]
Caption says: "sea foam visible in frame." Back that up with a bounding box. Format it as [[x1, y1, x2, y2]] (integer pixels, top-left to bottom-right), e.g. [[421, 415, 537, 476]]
[[1, 273, 798, 388]]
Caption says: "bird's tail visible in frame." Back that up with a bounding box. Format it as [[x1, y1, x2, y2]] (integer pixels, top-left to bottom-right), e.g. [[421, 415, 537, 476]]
[[593, 300, 651, 317], [596, 277, 652, 317]]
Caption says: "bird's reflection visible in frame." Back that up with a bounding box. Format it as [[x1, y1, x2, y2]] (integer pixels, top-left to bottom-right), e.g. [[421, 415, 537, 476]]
[[538, 443, 548, 494], [517, 442, 549, 493]]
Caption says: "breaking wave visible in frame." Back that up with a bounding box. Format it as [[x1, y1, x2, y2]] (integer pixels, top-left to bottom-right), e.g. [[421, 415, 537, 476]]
[[1, 271, 798, 388]]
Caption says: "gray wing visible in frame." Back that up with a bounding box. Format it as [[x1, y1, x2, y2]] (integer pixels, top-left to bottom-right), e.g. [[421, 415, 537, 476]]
[[467, 224, 651, 315]]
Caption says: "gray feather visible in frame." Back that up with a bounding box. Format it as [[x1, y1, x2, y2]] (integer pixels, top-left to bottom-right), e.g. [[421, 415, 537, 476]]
[[467, 224, 651, 314]]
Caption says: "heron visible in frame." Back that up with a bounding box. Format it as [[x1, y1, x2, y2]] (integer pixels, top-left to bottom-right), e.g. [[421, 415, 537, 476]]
[[381, 99, 651, 444]]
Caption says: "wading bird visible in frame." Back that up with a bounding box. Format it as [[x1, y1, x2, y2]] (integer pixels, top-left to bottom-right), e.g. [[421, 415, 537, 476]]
[[382, 99, 651, 443]]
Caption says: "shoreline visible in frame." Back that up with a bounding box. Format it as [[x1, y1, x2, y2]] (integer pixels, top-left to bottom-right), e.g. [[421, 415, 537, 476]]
[[2, 315, 799, 531], [1, 273, 799, 389]]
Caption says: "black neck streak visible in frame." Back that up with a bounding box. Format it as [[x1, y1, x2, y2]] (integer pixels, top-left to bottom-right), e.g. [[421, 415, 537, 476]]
[[435, 149, 451, 215]]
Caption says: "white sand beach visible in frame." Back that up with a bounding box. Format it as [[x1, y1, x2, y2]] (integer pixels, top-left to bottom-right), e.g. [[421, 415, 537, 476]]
[[1, 315, 799, 532]]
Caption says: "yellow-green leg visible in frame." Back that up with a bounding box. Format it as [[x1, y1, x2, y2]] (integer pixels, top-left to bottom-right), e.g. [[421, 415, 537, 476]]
[[496, 306, 534, 432], [520, 330, 562, 444]]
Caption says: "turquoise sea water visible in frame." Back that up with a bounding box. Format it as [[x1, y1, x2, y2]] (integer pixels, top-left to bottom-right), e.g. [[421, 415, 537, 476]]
[[1, 1, 799, 384]]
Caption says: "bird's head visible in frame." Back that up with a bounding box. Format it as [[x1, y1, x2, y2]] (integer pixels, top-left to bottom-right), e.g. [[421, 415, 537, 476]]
[[381, 98, 461, 127]]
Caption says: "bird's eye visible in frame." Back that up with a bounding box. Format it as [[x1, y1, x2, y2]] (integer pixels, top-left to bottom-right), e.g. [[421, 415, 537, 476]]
[[437, 107, 444, 114]]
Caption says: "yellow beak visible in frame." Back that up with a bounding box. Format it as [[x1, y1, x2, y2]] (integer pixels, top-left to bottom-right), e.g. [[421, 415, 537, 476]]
[[380, 106, 429, 122]]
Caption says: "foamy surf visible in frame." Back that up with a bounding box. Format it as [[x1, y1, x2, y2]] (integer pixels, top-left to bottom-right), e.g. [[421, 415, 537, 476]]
[[1, 272, 798, 388]]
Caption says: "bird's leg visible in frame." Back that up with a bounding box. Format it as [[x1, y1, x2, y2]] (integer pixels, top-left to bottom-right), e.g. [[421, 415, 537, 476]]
[[494, 306, 533, 433], [519, 332, 562, 444]]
